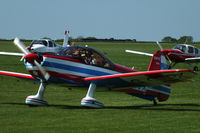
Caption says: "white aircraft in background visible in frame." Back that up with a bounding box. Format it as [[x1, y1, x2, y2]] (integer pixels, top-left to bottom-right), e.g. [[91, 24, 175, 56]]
[[28, 39, 61, 53], [0, 30, 70, 56]]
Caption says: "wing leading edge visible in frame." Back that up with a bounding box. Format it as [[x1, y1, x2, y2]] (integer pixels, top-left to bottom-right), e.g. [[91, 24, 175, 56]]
[[84, 69, 196, 86], [0, 52, 24, 56], [0, 70, 34, 79], [185, 57, 200, 63]]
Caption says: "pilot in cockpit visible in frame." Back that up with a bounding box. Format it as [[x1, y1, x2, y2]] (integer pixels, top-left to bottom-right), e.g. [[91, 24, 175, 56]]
[[73, 48, 81, 57], [82, 50, 96, 65]]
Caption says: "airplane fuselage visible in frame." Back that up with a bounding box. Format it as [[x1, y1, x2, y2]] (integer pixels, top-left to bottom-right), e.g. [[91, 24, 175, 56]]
[[161, 49, 199, 62], [161, 44, 200, 63], [24, 46, 171, 102], [25, 54, 136, 87], [28, 39, 61, 54]]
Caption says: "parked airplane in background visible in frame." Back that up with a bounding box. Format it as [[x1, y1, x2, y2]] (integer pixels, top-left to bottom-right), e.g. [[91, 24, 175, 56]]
[[0, 30, 70, 57], [27, 39, 61, 53], [0, 38, 196, 108], [28, 30, 71, 53], [126, 42, 200, 71]]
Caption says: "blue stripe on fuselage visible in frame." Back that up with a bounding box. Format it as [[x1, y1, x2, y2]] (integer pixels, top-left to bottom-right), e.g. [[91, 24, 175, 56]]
[[42, 61, 112, 76]]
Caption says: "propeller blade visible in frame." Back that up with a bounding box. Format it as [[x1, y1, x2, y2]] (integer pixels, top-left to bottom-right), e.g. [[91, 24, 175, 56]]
[[156, 41, 163, 50], [34, 60, 50, 81], [156, 41, 172, 64], [13, 38, 30, 55], [20, 55, 25, 62], [14, 38, 50, 80]]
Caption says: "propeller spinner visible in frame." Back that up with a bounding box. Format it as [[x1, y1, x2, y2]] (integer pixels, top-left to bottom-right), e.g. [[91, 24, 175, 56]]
[[13, 38, 50, 81]]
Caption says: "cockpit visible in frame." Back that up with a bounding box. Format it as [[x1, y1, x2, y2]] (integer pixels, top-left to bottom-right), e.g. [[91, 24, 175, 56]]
[[29, 39, 60, 53], [30, 39, 56, 47], [58, 46, 115, 70], [172, 44, 199, 55]]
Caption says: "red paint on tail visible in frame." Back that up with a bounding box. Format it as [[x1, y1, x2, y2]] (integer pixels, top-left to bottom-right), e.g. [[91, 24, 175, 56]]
[[148, 50, 168, 71]]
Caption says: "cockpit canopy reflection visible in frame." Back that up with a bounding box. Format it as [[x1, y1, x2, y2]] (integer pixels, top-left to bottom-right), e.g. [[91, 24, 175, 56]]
[[58, 46, 115, 70]]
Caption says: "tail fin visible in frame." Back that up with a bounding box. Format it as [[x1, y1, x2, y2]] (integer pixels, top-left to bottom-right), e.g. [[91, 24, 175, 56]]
[[148, 50, 171, 102], [148, 50, 168, 71], [63, 30, 70, 47]]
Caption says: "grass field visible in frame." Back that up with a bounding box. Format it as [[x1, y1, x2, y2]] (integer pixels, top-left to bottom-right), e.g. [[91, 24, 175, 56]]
[[0, 41, 200, 133]]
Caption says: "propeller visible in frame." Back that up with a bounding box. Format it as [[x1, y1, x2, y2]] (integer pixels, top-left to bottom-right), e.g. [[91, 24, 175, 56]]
[[156, 41, 163, 50], [156, 41, 172, 64], [14, 38, 30, 55], [13, 38, 50, 81]]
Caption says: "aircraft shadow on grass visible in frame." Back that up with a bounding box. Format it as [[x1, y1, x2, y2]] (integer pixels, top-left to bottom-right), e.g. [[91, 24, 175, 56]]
[[106, 103, 200, 112], [2, 102, 200, 112]]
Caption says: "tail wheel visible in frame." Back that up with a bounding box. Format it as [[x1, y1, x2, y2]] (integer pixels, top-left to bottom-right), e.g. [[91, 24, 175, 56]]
[[153, 98, 157, 105]]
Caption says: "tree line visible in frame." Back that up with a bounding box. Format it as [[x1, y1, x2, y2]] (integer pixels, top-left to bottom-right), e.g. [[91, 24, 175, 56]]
[[161, 36, 194, 43], [0, 35, 198, 43]]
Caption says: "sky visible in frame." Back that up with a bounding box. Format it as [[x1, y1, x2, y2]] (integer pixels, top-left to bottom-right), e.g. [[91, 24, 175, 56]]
[[0, 0, 200, 41]]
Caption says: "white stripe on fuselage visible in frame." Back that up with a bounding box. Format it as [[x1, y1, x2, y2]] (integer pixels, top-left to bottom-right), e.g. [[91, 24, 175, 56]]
[[46, 66, 95, 77], [43, 57, 119, 75], [26, 56, 119, 77]]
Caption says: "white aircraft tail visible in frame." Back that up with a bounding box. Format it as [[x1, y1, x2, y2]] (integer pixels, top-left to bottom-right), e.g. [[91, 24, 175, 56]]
[[63, 30, 70, 47]]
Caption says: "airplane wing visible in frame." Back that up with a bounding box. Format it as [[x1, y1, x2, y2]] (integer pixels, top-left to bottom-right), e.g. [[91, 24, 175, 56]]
[[84, 69, 196, 87], [0, 52, 24, 56], [185, 57, 200, 63], [125, 50, 153, 56], [0, 70, 35, 80]]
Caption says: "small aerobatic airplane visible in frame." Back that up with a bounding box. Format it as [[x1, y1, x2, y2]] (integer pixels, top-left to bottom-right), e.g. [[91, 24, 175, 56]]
[[0, 37, 197, 108], [126, 42, 200, 71]]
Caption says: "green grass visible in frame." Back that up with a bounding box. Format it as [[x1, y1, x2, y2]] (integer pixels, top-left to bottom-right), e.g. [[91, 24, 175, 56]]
[[0, 41, 200, 133]]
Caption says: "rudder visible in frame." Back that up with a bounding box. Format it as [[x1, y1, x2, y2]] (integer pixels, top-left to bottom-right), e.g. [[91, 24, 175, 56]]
[[148, 50, 168, 71]]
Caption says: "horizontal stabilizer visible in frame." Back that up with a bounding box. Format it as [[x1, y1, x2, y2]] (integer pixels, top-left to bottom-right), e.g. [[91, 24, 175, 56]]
[[0, 70, 34, 79]]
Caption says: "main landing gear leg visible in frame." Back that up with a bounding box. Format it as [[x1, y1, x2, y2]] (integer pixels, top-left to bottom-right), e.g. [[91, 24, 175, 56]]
[[81, 82, 104, 108], [168, 62, 176, 69], [25, 81, 48, 106], [153, 98, 157, 105], [187, 63, 198, 72]]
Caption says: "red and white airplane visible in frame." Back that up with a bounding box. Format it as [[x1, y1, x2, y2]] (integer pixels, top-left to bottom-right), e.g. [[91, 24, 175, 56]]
[[126, 42, 200, 71], [0, 38, 196, 108]]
